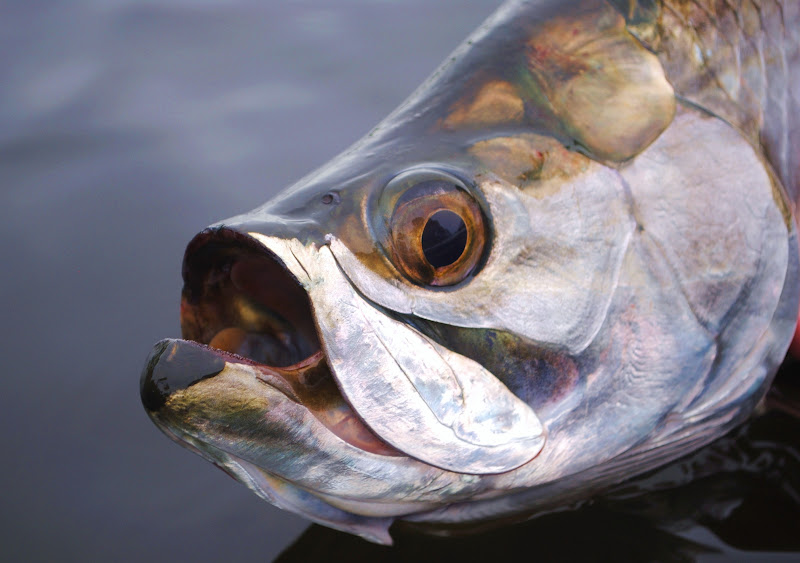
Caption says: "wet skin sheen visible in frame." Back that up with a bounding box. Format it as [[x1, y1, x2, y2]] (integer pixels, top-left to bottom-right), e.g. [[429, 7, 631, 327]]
[[141, 0, 800, 544]]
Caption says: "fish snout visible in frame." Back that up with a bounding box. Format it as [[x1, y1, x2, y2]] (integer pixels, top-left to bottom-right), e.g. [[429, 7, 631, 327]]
[[140, 338, 226, 413]]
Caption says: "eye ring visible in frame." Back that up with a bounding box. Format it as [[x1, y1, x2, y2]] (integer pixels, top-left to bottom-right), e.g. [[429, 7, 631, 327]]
[[382, 170, 488, 287]]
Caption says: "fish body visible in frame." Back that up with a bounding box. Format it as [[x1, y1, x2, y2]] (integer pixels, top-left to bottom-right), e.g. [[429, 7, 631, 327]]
[[141, 0, 800, 544]]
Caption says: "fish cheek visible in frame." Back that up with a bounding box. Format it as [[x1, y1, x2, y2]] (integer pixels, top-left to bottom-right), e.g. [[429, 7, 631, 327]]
[[428, 323, 582, 414]]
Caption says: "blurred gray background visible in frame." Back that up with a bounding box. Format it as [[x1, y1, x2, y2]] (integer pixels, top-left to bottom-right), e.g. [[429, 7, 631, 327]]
[[0, 2, 498, 560]]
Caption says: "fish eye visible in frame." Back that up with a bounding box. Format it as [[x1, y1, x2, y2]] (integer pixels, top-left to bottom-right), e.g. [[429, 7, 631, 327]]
[[384, 171, 487, 286]]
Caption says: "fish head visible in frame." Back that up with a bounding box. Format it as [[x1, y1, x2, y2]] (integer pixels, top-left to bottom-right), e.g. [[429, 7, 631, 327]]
[[140, 0, 798, 544]]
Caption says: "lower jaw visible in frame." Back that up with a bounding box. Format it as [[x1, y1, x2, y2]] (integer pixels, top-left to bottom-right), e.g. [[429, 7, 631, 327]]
[[167, 421, 437, 529]]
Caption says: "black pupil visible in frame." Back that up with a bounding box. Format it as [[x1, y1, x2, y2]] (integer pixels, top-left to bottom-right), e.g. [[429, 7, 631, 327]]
[[421, 210, 468, 269]]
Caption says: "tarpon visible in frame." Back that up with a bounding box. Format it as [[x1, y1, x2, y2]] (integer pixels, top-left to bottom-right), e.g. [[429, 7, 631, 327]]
[[140, 0, 800, 544]]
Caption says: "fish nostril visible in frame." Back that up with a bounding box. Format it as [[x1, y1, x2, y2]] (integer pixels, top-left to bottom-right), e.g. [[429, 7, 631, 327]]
[[140, 338, 226, 413]]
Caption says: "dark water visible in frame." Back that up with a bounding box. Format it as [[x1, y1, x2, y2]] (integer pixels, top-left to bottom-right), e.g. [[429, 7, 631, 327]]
[[1, 2, 797, 561]]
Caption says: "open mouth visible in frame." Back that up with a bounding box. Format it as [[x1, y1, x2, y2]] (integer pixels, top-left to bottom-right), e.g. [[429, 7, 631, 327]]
[[180, 227, 321, 368], [145, 226, 401, 457]]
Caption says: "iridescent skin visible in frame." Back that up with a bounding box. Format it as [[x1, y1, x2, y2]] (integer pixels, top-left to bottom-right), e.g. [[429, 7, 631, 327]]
[[141, 0, 799, 544]]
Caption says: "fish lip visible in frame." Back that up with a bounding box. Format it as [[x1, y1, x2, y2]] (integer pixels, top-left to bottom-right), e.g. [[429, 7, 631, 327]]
[[139, 337, 302, 415]]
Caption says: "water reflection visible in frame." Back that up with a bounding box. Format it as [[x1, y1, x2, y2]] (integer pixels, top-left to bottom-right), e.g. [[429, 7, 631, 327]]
[[278, 365, 800, 562]]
